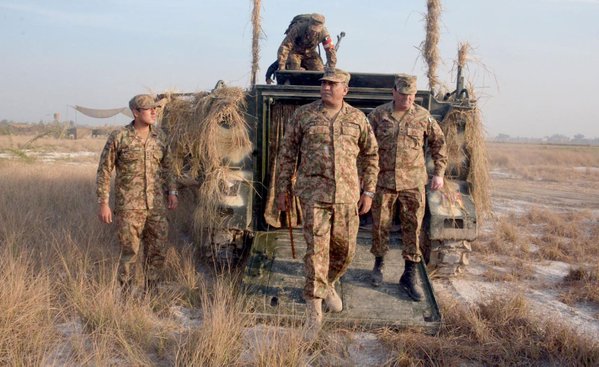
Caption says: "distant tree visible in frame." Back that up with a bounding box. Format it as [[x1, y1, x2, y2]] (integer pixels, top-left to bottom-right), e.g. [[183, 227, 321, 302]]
[[496, 133, 510, 141], [573, 133, 585, 140], [547, 134, 570, 143]]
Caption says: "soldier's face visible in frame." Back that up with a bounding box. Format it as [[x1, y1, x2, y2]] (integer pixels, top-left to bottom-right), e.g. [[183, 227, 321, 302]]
[[320, 81, 348, 107], [133, 107, 157, 126], [392, 89, 415, 111]]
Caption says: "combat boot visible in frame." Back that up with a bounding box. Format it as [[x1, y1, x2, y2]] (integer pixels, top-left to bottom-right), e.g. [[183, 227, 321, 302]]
[[371, 256, 385, 287], [399, 260, 423, 302], [304, 297, 323, 339], [324, 285, 343, 313]]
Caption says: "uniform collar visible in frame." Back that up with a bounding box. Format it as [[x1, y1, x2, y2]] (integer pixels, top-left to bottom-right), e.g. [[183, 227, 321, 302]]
[[126, 121, 158, 137], [390, 101, 416, 116], [317, 100, 347, 114]]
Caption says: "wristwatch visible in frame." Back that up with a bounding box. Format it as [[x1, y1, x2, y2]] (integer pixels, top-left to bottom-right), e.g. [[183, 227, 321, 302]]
[[169, 190, 179, 196], [363, 191, 375, 198]]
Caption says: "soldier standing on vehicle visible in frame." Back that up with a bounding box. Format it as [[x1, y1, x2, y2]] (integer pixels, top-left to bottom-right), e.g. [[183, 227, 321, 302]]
[[276, 68, 379, 334], [277, 13, 337, 72], [96, 94, 178, 295], [369, 74, 447, 301]]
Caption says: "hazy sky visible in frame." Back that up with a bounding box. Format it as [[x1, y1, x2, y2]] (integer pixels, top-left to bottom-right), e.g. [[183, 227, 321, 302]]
[[1, 0, 598, 138]]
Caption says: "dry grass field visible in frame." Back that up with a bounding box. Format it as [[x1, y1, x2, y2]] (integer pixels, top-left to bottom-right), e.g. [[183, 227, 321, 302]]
[[0, 137, 598, 366]]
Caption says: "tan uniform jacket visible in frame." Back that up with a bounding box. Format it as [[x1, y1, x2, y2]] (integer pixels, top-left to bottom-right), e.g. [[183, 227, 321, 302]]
[[276, 100, 379, 204], [368, 102, 447, 190], [96, 123, 176, 211]]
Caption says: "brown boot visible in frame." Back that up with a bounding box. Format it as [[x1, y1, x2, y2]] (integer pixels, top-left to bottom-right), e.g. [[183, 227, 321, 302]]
[[305, 297, 323, 339], [324, 285, 343, 313]]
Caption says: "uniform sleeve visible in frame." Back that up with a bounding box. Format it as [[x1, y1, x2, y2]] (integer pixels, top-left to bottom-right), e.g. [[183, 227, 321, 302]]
[[162, 141, 177, 192], [96, 132, 118, 203], [277, 27, 298, 70], [358, 114, 379, 192], [367, 109, 380, 135], [275, 110, 302, 198], [427, 117, 448, 177], [321, 28, 337, 68]]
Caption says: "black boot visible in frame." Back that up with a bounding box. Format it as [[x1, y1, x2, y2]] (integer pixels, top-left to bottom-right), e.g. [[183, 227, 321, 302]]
[[371, 256, 385, 287], [399, 260, 423, 302]]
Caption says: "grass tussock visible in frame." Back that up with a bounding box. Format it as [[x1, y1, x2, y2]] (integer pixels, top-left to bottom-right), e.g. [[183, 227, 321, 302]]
[[481, 206, 597, 265], [174, 277, 249, 366], [380, 293, 599, 366], [242, 324, 315, 367], [560, 265, 599, 306]]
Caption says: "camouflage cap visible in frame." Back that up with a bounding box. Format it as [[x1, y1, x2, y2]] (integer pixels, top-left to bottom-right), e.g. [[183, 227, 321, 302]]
[[320, 68, 351, 85], [129, 94, 159, 110], [394, 74, 418, 94]]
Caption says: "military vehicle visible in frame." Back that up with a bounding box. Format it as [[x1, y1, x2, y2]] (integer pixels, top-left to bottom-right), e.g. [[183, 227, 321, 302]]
[[165, 63, 476, 334]]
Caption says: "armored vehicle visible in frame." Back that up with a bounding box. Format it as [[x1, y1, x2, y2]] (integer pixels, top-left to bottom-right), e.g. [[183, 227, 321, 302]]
[[160, 63, 480, 333], [190, 67, 477, 334]]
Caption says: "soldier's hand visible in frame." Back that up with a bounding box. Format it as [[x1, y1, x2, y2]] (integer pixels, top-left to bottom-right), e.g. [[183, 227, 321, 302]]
[[98, 203, 113, 224], [358, 194, 372, 215], [266, 78, 274, 85], [168, 194, 178, 210], [276, 193, 287, 211], [431, 175, 444, 191]]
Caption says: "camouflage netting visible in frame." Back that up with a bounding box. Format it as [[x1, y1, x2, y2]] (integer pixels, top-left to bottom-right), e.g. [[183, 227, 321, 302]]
[[441, 105, 491, 220], [441, 43, 491, 220], [422, 0, 442, 92], [250, 0, 262, 86], [428, 43, 491, 276], [159, 87, 253, 257]]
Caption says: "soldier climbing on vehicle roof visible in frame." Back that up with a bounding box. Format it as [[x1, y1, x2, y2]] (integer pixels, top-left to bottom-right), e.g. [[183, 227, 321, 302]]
[[277, 13, 337, 73]]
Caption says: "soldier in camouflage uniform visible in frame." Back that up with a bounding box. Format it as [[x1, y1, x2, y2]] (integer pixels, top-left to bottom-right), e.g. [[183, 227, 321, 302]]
[[96, 94, 178, 293], [276, 68, 379, 332], [369, 74, 447, 301], [277, 13, 337, 72]]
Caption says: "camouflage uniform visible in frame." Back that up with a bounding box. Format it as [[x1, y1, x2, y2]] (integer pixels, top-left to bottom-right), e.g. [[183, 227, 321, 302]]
[[277, 14, 337, 71], [276, 99, 379, 299], [369, 101, 447, 262], [96, 122, 176, 286]]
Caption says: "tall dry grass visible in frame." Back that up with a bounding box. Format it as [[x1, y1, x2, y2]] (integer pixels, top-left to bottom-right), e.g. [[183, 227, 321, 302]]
[[0, 159, 317, 365], [488, 142, 599, 181], [380, 293, 599, 366], [475, 205, 598, 266], [2, 141, 598, 365]]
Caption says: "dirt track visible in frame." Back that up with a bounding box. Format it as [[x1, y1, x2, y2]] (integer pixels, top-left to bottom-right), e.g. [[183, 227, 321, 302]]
[[491, 171, 599, 212]]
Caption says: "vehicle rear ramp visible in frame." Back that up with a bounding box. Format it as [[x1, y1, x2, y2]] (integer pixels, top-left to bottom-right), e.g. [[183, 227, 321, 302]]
[[242, 228, 441, 334]]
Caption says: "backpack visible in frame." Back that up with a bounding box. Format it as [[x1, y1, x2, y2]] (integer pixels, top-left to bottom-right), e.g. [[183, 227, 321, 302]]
[[284, 14, 312, 35]]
